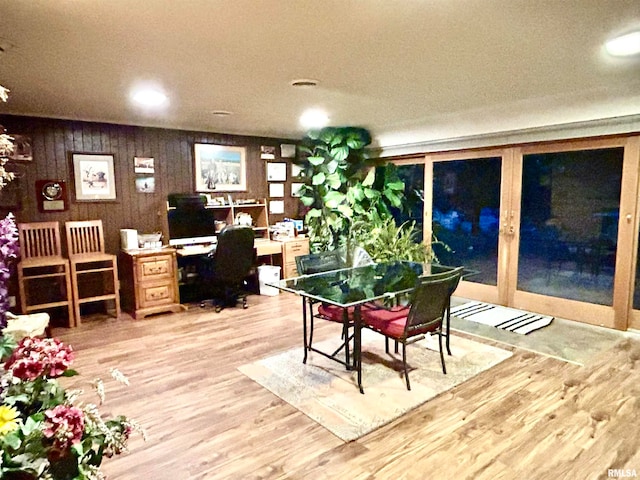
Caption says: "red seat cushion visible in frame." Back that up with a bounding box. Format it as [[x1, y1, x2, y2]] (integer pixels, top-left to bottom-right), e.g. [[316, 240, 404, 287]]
[[361, 307, 409, 338], [317, 303, 408, 324], [317, 304, 352, 322]]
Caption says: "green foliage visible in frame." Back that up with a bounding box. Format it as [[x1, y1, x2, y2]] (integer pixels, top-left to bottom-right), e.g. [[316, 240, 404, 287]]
[[349, 217, 433, 263], [296, 126, 406, 252]]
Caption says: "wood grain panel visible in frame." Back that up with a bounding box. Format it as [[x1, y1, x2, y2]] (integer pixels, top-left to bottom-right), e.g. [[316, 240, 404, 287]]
[[0, 115, 299, 254]]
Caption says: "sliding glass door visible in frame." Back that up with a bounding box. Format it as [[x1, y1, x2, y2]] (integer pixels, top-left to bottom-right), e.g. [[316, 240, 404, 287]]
[[412, 136, 640, 330], [517, 148, 623, 306]]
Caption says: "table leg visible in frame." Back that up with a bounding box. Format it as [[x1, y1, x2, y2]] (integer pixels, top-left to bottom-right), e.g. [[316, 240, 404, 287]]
[[302, 296, 309, 364], [446, 300, 452, 356], [354, 305, 364, 394]]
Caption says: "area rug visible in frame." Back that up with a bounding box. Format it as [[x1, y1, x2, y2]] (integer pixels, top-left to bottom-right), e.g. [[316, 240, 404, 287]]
[[238, 329, 512, 442], [450, 301, 554, 335]]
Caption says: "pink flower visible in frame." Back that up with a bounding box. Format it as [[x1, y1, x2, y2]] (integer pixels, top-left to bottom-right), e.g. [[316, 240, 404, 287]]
[[4, 337, 75, 380], [43, 405, 85, 451]]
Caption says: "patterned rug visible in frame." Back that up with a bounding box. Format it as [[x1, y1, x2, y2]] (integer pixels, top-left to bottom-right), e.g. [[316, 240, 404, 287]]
[[450, 301, 554, 335], [238, 329, 512, 442]]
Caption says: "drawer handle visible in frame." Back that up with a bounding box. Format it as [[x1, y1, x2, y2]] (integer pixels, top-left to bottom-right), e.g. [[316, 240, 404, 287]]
[[146, 266, 167, 275]]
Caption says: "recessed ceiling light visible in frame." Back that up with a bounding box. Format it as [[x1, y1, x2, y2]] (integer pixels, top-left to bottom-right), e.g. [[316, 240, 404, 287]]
[[131, 88, 168, 107], [291, 79, 319, 88], [300, 108, 329, 129], [605, 30, 640, 57]]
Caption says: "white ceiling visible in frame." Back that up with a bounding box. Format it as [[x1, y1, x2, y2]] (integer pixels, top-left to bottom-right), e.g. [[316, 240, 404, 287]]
[[0, 0, 639, 149]]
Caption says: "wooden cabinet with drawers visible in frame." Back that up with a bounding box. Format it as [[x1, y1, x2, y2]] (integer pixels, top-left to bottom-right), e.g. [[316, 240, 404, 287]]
[[119, 248, 184, 319], [280, 237, 310, 278]]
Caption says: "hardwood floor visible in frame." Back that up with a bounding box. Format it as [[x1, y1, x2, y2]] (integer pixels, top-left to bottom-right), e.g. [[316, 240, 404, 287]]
[[53, 293, 640, 480]]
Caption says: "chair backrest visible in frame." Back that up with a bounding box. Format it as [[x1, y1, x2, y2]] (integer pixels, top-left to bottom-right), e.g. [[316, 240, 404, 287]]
[[295, 251, 345, 275], [65, 220, 106, 256], [18, 221, 63, 259], [351, 246, 375, 267], [405, 267, 463, 338], [211, 225, 255, 283]]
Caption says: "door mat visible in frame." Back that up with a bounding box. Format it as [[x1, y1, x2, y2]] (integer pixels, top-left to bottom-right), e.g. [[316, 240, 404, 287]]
[[450, 301, 554, 335]]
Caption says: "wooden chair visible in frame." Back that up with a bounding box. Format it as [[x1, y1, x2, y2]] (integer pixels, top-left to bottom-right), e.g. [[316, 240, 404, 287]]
[[17, 221, 74, 328], [65, 220, 120, 324], [360, 267, 463, 390]]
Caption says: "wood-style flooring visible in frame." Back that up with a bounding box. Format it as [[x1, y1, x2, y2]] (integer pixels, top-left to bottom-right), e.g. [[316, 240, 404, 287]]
[[52, 293, 640, 480]]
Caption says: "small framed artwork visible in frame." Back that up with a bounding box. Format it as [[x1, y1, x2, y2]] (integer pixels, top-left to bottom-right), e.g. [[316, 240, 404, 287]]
[[71, 152, 117, 201], [291, 182, 304, 197], [269, 183, 284, 198], [269, 200, 285, 214], [134, 156, 154, 173], [194, 143, 246, 192], [266, 162, 287, 181], [135, 176, 155, 193], [260, 145, 276, 160], [291, 163, 305, 178], [280, 143, 296, 158], [8, 135, 32, 161]]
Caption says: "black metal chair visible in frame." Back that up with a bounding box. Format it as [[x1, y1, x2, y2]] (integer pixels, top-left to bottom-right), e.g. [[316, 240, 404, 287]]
[[295, 251, 357, 366], [360, 267, 463, 390], [199, 225, 256, 312]]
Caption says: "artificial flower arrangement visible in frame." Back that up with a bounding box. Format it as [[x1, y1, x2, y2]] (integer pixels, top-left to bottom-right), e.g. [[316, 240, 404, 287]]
[[0, 334, 145, 479], [0, 212, 19, 329]]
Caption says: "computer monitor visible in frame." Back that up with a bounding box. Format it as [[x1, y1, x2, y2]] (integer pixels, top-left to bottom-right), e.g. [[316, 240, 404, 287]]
[[167, 194, 217, 247]]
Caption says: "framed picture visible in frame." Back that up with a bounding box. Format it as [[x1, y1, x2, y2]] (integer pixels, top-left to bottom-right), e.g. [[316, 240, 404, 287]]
[[269, 183, 284, 198], [135, 176, 155, 193], [266, 162, 287, 181], [134, 156, 154, 173], [8, 135, 33, 161], [194, 143, 246, 192], [280, 143, 296, 158], [269, 200, 284, 214], [260, 145, 276, 160], [291, 163, 305, 178], [71, 152, 117, 201]]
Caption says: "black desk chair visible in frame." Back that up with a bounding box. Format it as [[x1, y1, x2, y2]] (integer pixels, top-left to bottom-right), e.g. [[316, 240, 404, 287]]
[[200, 225, 256, 313]]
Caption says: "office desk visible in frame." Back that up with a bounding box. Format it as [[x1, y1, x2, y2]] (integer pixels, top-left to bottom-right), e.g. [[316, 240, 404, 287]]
[[271, 261, 457, 393], [175, 239, 283, 258]]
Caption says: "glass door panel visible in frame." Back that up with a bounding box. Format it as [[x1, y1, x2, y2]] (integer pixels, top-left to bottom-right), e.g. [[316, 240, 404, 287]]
[[517, 148, 624, 306], [432, 157, 502, 286], [392, 164, 425, 242]]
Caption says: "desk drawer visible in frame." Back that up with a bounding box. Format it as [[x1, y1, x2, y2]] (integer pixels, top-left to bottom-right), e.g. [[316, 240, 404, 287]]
[[283, 240, 309, 256], [137, 256, 173, 280], [139, 282, 174, 308], [284, 263, 299, 279]]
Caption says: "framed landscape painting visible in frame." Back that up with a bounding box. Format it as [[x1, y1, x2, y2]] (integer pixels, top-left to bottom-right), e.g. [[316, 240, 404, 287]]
[[194, 143, 246, 192]]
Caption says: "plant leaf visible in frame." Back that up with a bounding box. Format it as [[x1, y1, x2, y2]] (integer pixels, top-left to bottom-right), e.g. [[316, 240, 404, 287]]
[[312, 172, 326, 185], [326, 172, 342, 189], [308, 156, 325, 166], [330, 145, 349, 162], [337, 204, 353, 217], [300, 195, 315, 206], [324, 191, 346, 208], [362, 168, 375, 187]]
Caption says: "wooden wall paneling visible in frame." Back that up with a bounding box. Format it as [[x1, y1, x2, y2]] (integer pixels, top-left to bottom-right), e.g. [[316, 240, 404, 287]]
[[0, 115, 300, 256]]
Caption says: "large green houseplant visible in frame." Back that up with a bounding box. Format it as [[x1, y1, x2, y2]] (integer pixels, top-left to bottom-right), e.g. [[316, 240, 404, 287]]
[[295, 127, 405, 254]]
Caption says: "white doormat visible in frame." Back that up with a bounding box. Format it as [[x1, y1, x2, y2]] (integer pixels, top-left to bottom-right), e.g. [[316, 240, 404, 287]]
[[450, 301, 554, 335]]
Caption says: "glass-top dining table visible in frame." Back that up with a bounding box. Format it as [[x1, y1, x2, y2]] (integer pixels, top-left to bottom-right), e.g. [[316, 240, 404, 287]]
[[269, 261, 460, 393]]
